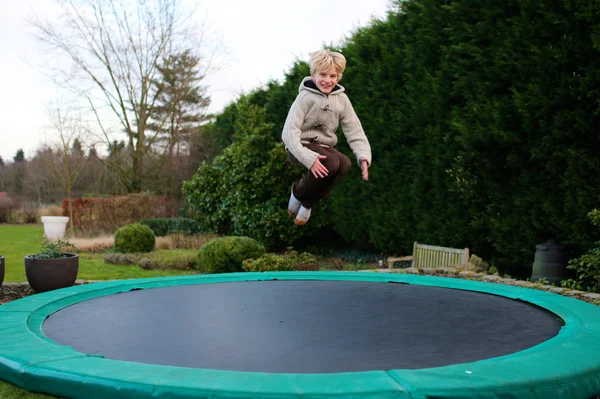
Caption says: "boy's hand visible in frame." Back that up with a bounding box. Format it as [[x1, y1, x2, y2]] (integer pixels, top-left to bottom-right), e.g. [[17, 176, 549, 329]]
[[311, 155, 328, 178], [360, 159, 369, 180]]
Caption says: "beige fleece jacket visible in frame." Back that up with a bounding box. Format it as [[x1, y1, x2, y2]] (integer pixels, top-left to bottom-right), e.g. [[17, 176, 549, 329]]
[[281, 77, 372, 170]]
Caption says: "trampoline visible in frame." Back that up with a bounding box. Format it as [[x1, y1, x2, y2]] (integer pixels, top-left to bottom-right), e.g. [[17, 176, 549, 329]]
[[1, 272, 600, 399]]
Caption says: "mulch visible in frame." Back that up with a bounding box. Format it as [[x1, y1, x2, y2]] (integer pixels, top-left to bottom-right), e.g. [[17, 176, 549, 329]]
[[0, 284, 35, 305]]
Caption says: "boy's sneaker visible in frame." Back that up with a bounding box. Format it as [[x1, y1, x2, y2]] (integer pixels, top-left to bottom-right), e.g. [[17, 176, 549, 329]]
[[295, 206, 311, 226], [288, 186, 301, 216]]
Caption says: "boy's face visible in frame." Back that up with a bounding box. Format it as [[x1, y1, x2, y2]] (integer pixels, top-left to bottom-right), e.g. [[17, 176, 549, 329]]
[[312, 67, 340, 94]]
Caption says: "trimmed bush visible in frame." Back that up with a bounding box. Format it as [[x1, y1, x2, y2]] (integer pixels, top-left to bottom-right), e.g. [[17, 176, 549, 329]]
[[114, 223, 156, 253], [198, 236, 265, 274]]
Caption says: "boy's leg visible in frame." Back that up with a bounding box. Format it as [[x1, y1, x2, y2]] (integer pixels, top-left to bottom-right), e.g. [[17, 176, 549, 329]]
[[293, 143, 351, 209]]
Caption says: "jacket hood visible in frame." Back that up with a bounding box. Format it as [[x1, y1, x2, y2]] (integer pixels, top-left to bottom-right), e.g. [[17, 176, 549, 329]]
[[299, 76, 345, 96]]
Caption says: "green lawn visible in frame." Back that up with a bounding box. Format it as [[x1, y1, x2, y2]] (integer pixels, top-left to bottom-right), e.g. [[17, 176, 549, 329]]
[[0, 224, 197, 282], [0, 381, 56, 398]]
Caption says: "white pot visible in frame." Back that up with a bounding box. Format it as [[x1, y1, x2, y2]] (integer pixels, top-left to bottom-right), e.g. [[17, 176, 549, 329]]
[[41, 216, 70, 240]]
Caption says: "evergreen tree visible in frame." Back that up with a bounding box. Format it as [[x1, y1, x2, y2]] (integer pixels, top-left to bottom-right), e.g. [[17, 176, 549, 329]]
[[150, 50, 210, 154], [13, 149, 25, 163], [13, 149, 25, 195], [149, 50, 211, 196]]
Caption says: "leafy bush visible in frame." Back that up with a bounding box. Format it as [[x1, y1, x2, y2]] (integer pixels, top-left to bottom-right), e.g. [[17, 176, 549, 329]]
[[141, 217, 203, 237], [565, 244, 600, 293], [242, 253, 294, 272], [182, 98, 330, 251], [114, 223, 156, 253], [197, 236, 265, 274], [242, 250, 317, 272], [563, 210, 600, 293]]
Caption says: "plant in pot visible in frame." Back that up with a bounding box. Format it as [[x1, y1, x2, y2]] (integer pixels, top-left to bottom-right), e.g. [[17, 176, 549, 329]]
[[24, 238, 79, 293]]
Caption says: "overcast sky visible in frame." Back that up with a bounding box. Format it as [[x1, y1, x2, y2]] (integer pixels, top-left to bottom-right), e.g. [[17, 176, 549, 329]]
[[0, 0, 392, 162]]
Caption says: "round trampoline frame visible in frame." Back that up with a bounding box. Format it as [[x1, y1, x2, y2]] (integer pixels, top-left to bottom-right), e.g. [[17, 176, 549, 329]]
[[1, 271, 600, 399]]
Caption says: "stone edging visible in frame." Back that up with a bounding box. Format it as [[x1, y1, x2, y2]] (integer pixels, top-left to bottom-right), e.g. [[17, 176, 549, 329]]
[[364, 268, 600, 306]]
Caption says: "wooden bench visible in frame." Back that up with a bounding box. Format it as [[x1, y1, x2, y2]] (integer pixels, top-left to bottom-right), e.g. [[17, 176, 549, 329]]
[[388, 242, 470, 270]]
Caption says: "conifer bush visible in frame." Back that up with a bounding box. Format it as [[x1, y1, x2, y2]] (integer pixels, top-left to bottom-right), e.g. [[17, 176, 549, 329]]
[[114, 223, 156, 253]]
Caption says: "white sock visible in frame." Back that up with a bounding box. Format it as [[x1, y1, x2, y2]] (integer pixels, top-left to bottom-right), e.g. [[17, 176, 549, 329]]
[[288, 187, 301, 216], [295, 206, 311, 226]]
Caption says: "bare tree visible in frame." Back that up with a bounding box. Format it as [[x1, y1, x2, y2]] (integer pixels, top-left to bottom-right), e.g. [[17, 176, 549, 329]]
[[28, 0, 218, 193], [25, 146, 63, 205], [46, 100, 87, 232]]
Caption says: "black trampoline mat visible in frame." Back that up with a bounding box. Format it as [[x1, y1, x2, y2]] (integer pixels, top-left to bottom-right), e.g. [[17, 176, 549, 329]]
[[42, 280, 563, 373]]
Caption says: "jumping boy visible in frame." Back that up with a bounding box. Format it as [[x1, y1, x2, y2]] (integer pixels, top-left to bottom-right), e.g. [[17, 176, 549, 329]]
[[282, 49, 371, 226]]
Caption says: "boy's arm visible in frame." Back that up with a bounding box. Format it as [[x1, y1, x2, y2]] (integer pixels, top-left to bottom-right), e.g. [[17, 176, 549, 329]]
[[281, 93, 320, 170], [339, 94, 372, 167]]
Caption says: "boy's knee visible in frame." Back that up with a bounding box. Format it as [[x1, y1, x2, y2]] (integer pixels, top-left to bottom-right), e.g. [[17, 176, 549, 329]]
[[338, 155, 351, 176], [324, 156, 341, 174]]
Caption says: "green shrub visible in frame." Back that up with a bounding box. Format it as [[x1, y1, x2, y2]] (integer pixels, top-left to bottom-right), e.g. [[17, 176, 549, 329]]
[[114, 223, 156, 253], [198, 236, 265, 274], [141, 217, 203, 237], [563, 211, 600, 293], [565, 246, 600, 293], [243, 253, 294, 272], [242, 250, 317, 272], [140, 218, 171, 236], [182, 98, 329, 251]]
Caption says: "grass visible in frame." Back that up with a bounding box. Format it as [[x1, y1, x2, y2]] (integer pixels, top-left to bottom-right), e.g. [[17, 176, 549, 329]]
[[0, 381, 55, 398], [0, 380, 56, 399], [0, 224, 198, 282]]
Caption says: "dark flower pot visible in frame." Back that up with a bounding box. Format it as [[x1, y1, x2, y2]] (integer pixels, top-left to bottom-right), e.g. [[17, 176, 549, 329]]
[[24, 253, 79, 293], [0, 255, 4, 288], [293, 263, 319, 271]]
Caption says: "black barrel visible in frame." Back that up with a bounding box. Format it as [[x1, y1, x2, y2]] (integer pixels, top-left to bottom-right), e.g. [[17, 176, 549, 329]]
[[531, 240, 567, 285]]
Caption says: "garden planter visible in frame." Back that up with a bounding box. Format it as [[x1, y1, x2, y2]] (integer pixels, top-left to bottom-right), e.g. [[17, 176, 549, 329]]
[[41, 216, 69, 240], [293, 263, 319, 271], [0, 255, 4, 288], [24, 253, 79, 293]]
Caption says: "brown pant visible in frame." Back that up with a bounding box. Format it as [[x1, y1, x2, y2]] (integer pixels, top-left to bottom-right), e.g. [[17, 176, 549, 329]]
[[288, 143, 352, 208]]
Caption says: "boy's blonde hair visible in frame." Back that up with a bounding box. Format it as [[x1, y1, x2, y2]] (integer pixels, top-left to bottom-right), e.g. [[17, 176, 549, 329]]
[[309, 50, 346, 79]]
